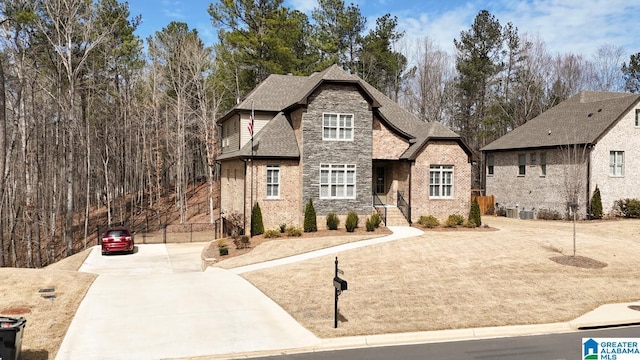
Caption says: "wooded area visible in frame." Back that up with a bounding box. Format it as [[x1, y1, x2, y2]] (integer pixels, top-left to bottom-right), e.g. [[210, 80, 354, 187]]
[[1, 0, 639, 268]]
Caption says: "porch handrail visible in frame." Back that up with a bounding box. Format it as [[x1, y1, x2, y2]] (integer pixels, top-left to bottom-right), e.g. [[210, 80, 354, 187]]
[[372, 192, 387, 226], [397, 191, 411, 224]]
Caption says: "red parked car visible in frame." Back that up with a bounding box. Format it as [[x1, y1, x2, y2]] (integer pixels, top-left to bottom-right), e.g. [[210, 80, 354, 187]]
[[101, 228, 135, 255]]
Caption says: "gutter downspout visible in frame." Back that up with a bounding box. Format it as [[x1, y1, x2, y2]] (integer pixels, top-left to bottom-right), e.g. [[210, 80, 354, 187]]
[[408, 160, 412, 224], [586, 145, 592, 218], [243, 159, 247, 234]]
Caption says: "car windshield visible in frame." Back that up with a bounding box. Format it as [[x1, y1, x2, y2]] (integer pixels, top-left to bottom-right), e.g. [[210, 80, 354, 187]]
[[105, 230, 129, 237]]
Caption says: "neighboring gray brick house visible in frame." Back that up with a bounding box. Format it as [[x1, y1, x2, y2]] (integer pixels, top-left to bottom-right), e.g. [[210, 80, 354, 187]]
[[216, 65, 472, 234], [481, 91, 640, 219]]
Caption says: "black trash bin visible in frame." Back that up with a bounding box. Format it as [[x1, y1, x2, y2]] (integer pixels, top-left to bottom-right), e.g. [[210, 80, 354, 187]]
[[0, 317, 26, 360]]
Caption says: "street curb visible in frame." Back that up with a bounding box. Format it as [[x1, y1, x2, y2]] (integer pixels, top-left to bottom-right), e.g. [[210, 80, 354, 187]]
[[179, 322, 576, 359]]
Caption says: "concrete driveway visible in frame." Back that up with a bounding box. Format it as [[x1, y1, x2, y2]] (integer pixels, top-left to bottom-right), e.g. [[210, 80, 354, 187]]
[[55, 243, 320, 360]]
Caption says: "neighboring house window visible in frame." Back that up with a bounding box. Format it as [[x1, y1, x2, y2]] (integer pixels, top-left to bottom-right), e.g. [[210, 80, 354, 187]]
[[429, 165, 453, 199], [323, 113, 353, 140], [636, 109, 640, 127], [518, 154, 526, 176], [609, 151, 624, 176], [266, 165, 280, 198], [320, 164, 356, 199], [487, 155, 494, 176], [540, 152, 547, 176], [530, 153, 537, 165]]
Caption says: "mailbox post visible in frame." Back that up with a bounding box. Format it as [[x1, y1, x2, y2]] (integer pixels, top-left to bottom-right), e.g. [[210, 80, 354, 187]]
[[333, 257, 347, 328]]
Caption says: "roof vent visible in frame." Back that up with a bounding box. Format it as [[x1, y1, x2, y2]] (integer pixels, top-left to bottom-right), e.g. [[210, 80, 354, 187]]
[[587, 113, 593, 117], [598, 108, 602, 112]]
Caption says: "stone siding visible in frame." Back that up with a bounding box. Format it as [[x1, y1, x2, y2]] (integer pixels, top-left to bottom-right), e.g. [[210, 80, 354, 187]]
[[301, 83, 373, 216]]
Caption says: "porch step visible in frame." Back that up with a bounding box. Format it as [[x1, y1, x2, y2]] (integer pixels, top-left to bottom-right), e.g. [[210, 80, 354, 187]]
[[376, 206, 410, 227]]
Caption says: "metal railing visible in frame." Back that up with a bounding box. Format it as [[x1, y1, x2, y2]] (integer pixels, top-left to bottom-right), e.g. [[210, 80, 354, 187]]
[[397, 191, 411, 224], [372, 192, 387, 226]]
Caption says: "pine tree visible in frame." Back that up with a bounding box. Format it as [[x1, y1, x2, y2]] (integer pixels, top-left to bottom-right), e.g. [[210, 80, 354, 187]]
[[590, 186, 603, 219], [251, 202, 264, 236], [304, 199, 317, 232]]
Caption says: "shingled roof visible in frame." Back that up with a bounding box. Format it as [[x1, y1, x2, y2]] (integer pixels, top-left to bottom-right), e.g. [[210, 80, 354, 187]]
[[217, 112, 299, 160], [225, 64, 469, 159], [481, 91, 640, 152]]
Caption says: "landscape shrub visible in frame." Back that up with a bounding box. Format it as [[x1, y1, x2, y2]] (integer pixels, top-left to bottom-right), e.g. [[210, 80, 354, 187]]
[[370, 212, 382, 228], [590, 186, 603, 219], [417, 215, 440, 228], [264, 229, 281, 238], [303, 199, 317, 232], [365, 217, 375, 232], [251, 202, 264, 236], [285, 226, 302, 237], [614, 198, 640, 218], [279, 223, 286, 233], [468, 198, 482, 227], [345, 211, 359, 232], [233, 235, 251, 249], [445, 214, 465, 227], [225, 211, 244, 238], [326, 212, 340, 230], [537, 208, 562, 220], [463, 220, 477, 228]]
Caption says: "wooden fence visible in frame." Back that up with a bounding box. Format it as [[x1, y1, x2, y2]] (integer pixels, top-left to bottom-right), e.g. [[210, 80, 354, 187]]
[[471, 195, 495, 215]]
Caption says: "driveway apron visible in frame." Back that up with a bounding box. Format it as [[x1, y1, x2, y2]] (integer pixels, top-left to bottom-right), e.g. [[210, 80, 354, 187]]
[[55, 244, 320, 360]]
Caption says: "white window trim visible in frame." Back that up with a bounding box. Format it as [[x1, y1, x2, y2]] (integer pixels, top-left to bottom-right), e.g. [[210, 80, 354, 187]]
[[429, 165, 454, 199], [322, 113, 354, 141], [319, 164, 356, 199], [609, 151, 624, 177], [266, 165, 280, 199]]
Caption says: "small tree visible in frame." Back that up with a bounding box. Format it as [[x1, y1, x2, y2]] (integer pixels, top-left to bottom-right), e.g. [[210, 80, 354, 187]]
[[469, 198, 482, 227], [304, 198, 317, 232], [590, 186, 603, 219], [251, 202, 264, 236], [345, 211, 359, 232]]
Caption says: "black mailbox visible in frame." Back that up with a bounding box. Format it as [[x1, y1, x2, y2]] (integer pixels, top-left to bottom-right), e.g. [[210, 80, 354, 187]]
[[333, 276, 348, 291]]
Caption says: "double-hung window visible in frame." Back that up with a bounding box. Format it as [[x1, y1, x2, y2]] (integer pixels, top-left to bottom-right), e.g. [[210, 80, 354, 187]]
[[429, 165, 453, 199], [487, 155, 494, 176], [609, 151, 624, 176], [518, 154, 526, 176], [323, 113, 353, 140], [320, 164, 356, 199], [266, 165, 280, 198]]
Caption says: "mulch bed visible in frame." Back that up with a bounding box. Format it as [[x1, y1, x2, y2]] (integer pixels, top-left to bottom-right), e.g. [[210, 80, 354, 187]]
[[550, 255, 608, 269]]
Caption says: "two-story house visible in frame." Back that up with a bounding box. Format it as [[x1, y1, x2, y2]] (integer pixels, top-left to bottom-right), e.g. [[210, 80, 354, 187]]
[[216, 65, 472, 233], [481, 91, 640, 219]]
